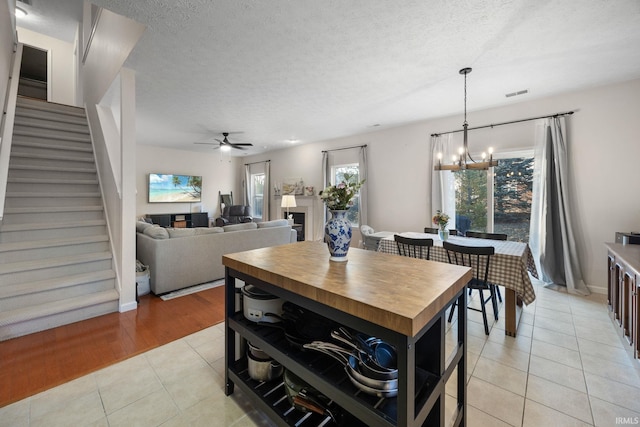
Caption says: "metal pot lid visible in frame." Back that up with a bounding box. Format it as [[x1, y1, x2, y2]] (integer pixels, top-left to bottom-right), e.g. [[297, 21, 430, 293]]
[[242, 284, 279, 300]]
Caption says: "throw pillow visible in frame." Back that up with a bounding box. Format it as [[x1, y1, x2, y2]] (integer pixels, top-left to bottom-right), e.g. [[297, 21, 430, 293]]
[[194, 227, 224, 235], [143, 226, 169, 239], [223, 222, 258, 232], [167, 228, 197, 238], [257, 219, 289, 228], [136, 221, 154, 233]]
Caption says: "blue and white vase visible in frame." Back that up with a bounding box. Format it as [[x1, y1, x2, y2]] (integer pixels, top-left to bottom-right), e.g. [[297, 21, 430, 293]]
[[325, 210, 352, 262]]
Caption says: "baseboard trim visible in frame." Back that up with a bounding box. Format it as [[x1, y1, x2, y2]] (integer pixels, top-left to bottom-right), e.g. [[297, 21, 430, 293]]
[[119, 301, 137, 313]]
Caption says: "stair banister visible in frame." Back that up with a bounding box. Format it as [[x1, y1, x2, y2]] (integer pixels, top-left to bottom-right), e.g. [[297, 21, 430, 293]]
[[0, 43, 23, 222]]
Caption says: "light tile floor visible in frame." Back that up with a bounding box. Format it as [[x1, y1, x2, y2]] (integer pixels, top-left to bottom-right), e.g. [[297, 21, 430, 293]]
[[2, 279, 640, 427]]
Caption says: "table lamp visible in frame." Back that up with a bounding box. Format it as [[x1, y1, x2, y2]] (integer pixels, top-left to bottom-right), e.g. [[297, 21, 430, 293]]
[[281, 195, 296, 224]]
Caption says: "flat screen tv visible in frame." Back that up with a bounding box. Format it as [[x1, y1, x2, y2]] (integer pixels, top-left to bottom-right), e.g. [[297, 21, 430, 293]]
[[148, 173, 202, 203]]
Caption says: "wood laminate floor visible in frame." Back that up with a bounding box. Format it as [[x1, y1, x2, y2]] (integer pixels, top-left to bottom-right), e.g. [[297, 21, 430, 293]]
[[0, 285, 225, 408]]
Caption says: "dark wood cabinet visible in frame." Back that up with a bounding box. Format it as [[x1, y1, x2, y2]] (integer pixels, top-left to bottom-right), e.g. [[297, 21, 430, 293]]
[[147, 212, 208, 228], [606, 243, 640, 360]]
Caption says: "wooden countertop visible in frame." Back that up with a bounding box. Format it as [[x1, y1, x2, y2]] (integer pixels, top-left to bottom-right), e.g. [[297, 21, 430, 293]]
[[606, 243, 640, 274], [223, 241, 472, 337]]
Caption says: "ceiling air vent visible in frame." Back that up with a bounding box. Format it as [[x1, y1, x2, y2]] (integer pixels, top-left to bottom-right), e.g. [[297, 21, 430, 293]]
[[505, 89, 529, 98]]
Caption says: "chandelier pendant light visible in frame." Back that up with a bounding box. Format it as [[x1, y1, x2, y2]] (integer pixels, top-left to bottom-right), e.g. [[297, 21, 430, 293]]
[[434, 67, 498, 171]]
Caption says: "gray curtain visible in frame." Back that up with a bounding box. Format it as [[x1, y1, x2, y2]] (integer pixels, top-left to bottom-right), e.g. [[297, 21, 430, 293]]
[[430, 134, 456, 227], [358, 146, 368, 227], [321, 151, 330, 241], [244, 161, 271, 221], [530, 117, 589, 295]]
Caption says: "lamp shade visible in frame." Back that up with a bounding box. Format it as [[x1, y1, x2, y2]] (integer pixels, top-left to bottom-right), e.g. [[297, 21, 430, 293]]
[[281, 195, 297, 208]]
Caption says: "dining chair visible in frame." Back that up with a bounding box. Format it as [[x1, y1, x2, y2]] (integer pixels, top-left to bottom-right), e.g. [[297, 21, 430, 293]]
[[394, 235, 434, 260], [443, 241, 498, 335], [464, 231, 507, 302], [465, 231, 507, 241], [424, 227, 458, 235]]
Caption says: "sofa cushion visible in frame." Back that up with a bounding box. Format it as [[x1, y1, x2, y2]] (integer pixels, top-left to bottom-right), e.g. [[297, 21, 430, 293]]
[[223, 222, 258, 232], [167, 228, 197, 238], [144, 226, 169, 239], [194, 227, 224, 235], [136, 221, 154, 233], [257, 219, 289, 228]]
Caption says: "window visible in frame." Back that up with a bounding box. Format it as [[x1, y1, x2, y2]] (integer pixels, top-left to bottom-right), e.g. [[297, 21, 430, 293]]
[[332, 163, 361, 227], [250, 173, 265, 219], [454, 154, 533, 242]]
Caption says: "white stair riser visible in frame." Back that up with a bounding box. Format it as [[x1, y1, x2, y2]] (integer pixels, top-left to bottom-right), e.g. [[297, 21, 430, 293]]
[[0, 299, 119, 341], [17, 97, 85, 115], [15, 109, 89, 126], [0, 225, 107, 243], [9, 159, 94, 172], [10, 144, 93, 158], [0, 278, 115, 311], [10, 150, 94, 163], [12, 128, 91, 143], [8, 168, 97, 181], [14, 118, 89, 135], [4, 196, 102, 208], [0, 241, 110, 264], [12, 135, 92, 151], [2, 210, 104, 225], [13, 121, 89, 137], [0, 259, 113, 286], [7, 182, 100, 194]]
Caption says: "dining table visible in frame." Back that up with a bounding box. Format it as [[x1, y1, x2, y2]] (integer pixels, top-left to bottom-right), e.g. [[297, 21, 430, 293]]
[[378, 231, 538, 337]]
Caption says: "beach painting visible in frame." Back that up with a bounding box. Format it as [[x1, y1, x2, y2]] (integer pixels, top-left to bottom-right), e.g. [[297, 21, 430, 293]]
[[148, 173, 202, 203]]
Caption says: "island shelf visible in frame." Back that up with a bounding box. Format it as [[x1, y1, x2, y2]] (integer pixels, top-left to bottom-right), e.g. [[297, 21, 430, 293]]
[[223, 241, 472, 427]]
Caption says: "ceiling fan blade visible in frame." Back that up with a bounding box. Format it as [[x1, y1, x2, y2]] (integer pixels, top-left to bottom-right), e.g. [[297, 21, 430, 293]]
[[194, 142, 218, 145], [230, 143, 253, 147]]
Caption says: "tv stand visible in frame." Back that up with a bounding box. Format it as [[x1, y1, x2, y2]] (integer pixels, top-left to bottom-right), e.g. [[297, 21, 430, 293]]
[[147, 212, 208, 228]]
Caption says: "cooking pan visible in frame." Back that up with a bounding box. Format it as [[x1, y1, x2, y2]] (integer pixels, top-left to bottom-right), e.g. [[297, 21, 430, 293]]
[[303, 342, 398, 393], [330, 330, 398, 380], [283, 369, 344, 425]]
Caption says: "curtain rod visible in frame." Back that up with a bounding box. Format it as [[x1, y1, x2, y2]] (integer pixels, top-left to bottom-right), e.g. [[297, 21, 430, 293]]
[[321, 144, 367, 153], [430, 111, 574, 137], [243, 159, 270, 166]]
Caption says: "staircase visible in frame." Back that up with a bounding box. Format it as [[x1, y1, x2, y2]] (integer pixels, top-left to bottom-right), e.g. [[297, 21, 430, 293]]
[[0, 96, 119, 341]]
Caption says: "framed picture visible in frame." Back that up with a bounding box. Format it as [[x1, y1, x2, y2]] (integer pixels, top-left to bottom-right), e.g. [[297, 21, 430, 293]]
[[282, 178, 304, 195]]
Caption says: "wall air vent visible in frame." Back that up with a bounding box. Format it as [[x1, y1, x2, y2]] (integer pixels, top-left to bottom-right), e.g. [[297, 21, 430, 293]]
[[505, 89, 529, 98]]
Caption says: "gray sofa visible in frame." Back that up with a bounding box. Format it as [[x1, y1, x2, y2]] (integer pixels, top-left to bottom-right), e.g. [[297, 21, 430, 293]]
[[136, 220, 296, 294]]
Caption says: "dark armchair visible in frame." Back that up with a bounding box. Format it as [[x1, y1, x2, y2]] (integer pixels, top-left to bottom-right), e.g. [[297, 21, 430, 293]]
[[214, 205, 252, 227]]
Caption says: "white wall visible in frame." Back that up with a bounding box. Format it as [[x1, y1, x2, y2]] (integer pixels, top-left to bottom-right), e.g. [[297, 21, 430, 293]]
[[242, 78, 640, 293], [0, 0, 15, 112], [16, 27, 77, 106], [136, 145, 241, 222]]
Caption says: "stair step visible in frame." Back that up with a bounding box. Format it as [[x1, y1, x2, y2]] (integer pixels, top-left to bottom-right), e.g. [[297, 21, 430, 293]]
[[6, 192, 102, 199], [0, 270, 115, 299], [0, 235, 109, 254], [15, 108, 88, 126], [7, 177, 99, 185], [9, 163, 97, 174], [11, 139, 93, 154], [13, 117, 89, 136], [0, 251, 112, 275], [4, 205, 104, 214], [0, 219, 106, 233], [0, 289, 119, 341], [16, 97, 86, 117], [13, 128, 91, 143], [10, 151, 94, 163]]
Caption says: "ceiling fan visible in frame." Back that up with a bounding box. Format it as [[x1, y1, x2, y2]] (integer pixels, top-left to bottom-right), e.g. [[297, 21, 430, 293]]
[[194, 132, 253, 151]]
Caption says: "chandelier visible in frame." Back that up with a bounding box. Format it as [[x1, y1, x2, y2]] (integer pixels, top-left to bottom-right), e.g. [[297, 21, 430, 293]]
[[434, 67, 498, 171]]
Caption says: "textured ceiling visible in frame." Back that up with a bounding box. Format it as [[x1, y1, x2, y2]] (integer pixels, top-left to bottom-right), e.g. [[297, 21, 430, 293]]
[[15, 0, 640, 156]]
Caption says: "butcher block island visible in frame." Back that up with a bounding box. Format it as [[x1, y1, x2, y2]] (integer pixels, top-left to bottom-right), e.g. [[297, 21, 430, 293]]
[[223, 241, 472, 427]]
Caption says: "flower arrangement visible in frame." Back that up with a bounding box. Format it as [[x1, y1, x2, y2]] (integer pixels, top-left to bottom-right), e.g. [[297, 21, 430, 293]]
[[319, 173, 365, 210], [432, 210, 450, 230]]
